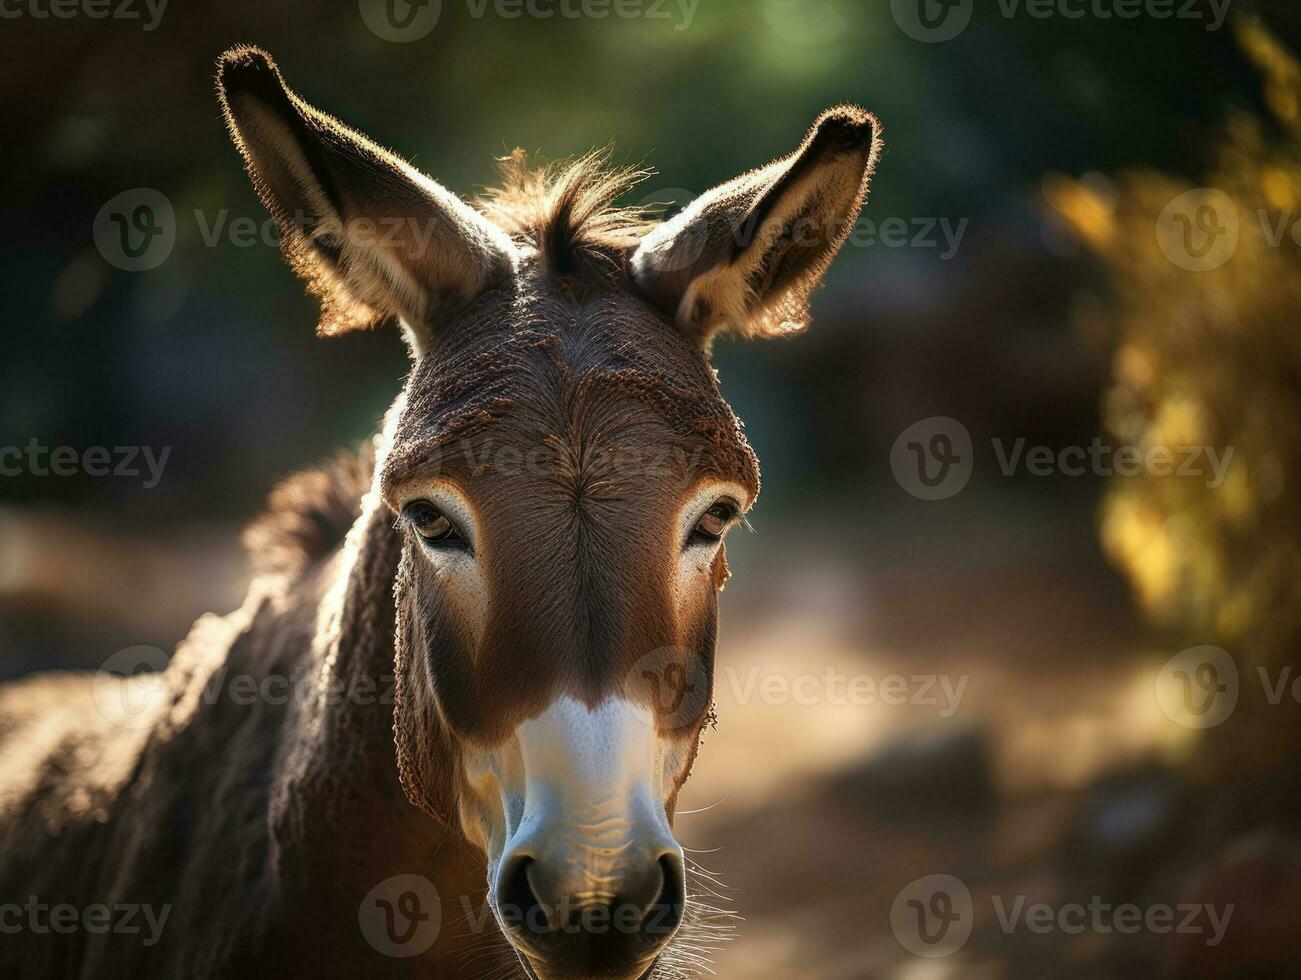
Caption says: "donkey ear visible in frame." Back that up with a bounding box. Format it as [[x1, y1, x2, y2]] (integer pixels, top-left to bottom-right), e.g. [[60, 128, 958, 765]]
[[215, 46, 516, 350], [630, 106, 881, 349]]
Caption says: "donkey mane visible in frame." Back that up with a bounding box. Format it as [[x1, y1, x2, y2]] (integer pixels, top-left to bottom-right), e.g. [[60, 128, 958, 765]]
[[476, 148, 657, 282], [241, 445, 374, 583]]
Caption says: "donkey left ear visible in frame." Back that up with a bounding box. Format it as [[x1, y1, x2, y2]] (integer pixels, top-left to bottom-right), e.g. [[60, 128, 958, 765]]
[[216, 46, 517, 351], [630, 106, 881, 349]]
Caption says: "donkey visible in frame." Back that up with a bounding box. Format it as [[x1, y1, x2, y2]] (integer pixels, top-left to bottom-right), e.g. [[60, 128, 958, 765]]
[[0, 46, 880, 979]]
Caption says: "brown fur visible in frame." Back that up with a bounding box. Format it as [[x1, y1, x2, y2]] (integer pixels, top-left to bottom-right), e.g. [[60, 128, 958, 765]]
[[384, 274, 760, 821], [0, 46, 881, 980]]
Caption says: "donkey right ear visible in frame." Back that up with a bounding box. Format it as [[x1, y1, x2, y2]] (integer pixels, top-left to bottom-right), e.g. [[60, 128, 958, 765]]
[[216, 46, 516, 350], [630, 106, 881, 350]]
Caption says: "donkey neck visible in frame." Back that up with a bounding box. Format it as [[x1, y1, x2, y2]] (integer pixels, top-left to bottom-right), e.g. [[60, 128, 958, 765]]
[[271, 390, 474, 883]]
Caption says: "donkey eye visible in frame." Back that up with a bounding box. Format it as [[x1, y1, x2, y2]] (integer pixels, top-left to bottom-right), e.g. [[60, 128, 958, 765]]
[[690, 501, 739, 545], [402, 500, 464, 547]]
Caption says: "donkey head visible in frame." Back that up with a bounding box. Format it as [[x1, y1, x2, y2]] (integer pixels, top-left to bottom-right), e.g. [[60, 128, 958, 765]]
[[218, 46, 880, 980]]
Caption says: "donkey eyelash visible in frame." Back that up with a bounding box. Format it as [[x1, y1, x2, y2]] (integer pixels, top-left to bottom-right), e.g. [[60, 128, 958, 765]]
[[396, 500, 472, 552], [688, 498, 746, 546]]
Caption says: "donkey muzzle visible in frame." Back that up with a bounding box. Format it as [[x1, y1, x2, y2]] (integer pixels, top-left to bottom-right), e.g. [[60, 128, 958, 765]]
[[490, 697, 689, 978]]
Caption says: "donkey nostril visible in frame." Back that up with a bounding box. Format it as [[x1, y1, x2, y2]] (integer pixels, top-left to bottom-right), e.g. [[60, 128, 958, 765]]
[[610, 853, 685, 937], [616, 855, 668, 923], [500, 855, 549, 937], [644, 853, 686, 938], [497, 851, 686, 955]]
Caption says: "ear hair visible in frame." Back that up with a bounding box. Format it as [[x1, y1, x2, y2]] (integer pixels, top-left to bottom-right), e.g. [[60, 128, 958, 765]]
[[215, 45, 517, 349], [630, 105, 882, 350]]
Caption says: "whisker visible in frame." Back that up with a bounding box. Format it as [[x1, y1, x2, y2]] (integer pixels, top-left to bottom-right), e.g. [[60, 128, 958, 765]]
[[675, 796, 729, 816]]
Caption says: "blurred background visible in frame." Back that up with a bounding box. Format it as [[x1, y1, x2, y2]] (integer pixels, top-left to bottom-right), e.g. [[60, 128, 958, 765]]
[[2, 0, 1300, 976]]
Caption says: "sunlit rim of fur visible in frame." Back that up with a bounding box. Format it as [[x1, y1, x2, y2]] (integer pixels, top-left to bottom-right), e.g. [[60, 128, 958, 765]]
[[477, 148, 658, 276], [242, 444, 373, 582]]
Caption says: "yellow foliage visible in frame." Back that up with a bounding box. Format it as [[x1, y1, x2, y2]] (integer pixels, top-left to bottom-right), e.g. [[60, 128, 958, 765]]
[[1059, 22, 1301, 672]]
